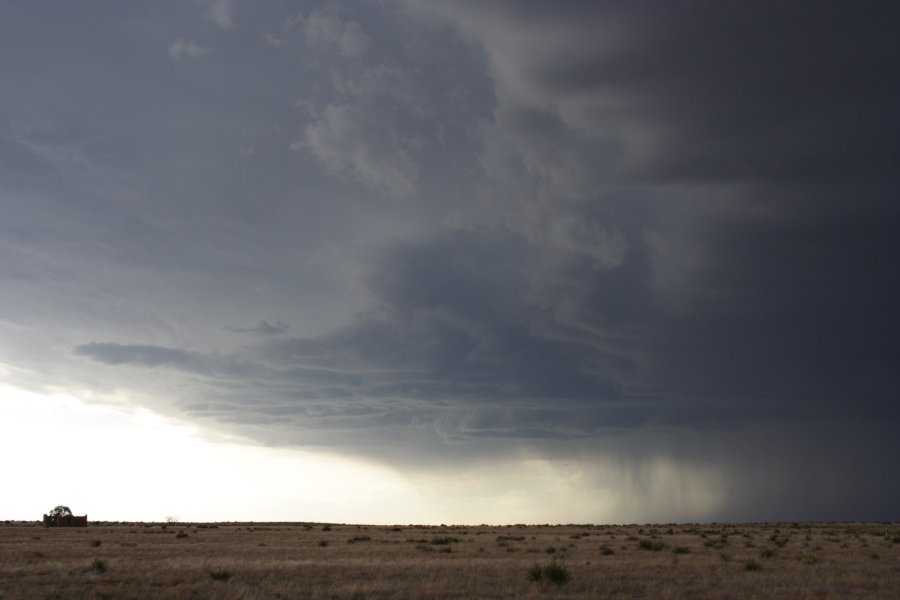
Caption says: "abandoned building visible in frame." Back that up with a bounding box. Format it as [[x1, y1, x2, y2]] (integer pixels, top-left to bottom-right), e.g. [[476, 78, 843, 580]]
[[43, 506, 88, 527]]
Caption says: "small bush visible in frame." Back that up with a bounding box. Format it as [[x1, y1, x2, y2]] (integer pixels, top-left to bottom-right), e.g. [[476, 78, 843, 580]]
[[543, 560, 571, 584], [175, 532, 189, 539], [526, 563, 544, 582], [527, 560, 570, 585], [322, 525, 331, 531], [761, 548, 775, 558], [318, 540, 328, 547], [347, 536, 371, 544], [91, 559, 107, 574], [430, 536, 459, 545], [90, 540, 102, 548], [744, 559, 762, 572], [638, 539, 666, 551], [600, 546, 615, 556], [210, 570, 232, 582], [673, 546, 691, 554]]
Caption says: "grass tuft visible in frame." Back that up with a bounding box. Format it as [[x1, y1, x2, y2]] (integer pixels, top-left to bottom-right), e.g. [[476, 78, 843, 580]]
[[744, 559, 762, 572], [527, 559, 570, 585], [91, 558, 107, 573], [543, 559, 571, 584], [526, 563, 543, 582], [638, 539, 666, 551], [210, 569, 232, 582], [430, 536, 459, 545]]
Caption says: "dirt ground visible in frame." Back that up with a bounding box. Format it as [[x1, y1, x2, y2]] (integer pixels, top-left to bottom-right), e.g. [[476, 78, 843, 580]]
[[1, 521, 898, 599]]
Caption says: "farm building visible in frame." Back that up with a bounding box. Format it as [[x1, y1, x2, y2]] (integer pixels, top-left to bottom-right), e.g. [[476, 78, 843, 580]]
[[43, 506, 87, 527]]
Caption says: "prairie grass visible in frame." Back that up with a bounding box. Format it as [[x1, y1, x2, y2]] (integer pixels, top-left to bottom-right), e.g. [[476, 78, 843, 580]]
[[0, 522, 898, 598]]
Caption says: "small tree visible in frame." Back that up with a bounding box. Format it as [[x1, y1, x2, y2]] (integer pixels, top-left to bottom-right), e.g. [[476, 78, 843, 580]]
[[48, 506, 73, 518]]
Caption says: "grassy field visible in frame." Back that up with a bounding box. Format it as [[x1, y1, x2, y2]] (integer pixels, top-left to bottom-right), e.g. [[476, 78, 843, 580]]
[[1, 521, 898, 599]]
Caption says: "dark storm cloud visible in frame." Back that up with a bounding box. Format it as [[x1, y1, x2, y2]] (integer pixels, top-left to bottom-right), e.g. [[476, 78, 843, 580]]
[[4, 1, 900, 520], [67, 1, 900, 439], [261, 228, 627, 405], [74, 228, 645, 438], [414, 0, 900, 185], [404, 0, 900, 418]]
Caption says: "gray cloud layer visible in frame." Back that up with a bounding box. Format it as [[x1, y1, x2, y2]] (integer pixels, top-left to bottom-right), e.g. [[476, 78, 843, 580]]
[[2, 1, 899, 521]]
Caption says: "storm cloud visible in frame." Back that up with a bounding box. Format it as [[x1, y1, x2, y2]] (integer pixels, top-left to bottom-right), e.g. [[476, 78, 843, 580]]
[[2, 1, 899, 522]]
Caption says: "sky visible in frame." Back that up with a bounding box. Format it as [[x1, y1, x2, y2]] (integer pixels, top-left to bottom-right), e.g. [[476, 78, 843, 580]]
[[1, 1, 899, 524]]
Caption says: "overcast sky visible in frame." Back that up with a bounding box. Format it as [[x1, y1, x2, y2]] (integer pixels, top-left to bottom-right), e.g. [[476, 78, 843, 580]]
[[2, 1, 898, 523]]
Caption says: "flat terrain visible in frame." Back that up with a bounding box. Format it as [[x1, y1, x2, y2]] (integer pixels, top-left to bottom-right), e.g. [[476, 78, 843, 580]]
[[1, 522, 898, 599]]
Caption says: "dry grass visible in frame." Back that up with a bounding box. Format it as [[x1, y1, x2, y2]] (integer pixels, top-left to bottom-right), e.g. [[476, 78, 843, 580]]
[[1, 521, 898, 599]]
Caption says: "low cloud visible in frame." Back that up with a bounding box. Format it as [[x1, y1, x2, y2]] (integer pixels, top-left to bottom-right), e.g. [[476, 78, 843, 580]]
[[228, 320, 290, 336], [74, 342, 203, 369]]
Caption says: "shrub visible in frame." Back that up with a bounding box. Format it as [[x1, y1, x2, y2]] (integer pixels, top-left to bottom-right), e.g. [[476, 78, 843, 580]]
[[527, 560, 571, 585], [543, 560, 571, 584], [526, 563, 544, 582], [210, 570, 232, 582], [744, 559, 762, 572], [91, 559, 107, 573], [318, 541, 328, 547], [90, 540, 102, 548], [322, 525, 331, 531], [430, 536, 459, 545], [638, 539, 666, 551], [347, 536, 371, 544], [175, 532, 189, 539], [761, 548, 775, 558], [600, 546, 615, 556], [673, 546, 691, 554]]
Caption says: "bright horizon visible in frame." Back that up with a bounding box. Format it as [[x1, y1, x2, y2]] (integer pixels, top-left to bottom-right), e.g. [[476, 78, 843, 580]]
[[3, 380, 734, 525]]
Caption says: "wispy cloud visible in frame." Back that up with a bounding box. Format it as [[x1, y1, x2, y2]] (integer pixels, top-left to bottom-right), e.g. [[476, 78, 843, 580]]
[[168, 39, 211, 59], [287, 4, 371, 58], [264, 33, 287, 48], [228, 320, 290, 336], [199, 0, 233, 29]]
